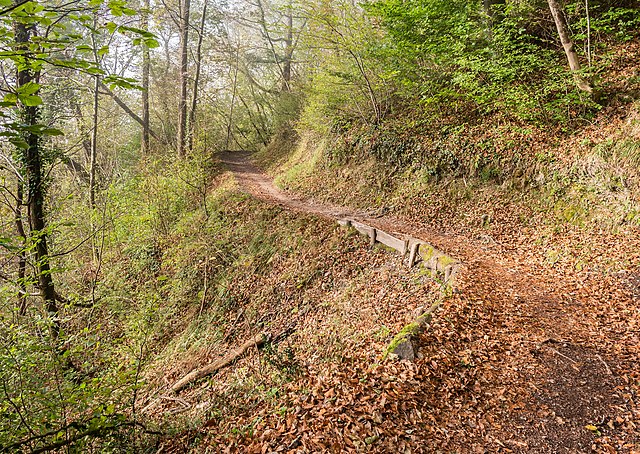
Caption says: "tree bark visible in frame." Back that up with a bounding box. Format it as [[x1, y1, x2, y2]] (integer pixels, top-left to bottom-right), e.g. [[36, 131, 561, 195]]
[[15, 21, 59, 339], [15, 181, 27, 316], [225, 45, 239, 150], [177, 0, 191, 157], [141, 0, 151, 155], [90, 75, 99, 212], [547, 0, 592, 93], [187, 0, 207, 154], [281, 1, 293, 92]]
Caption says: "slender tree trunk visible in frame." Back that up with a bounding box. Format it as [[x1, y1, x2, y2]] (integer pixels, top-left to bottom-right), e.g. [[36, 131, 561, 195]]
[[255, 0, 289, 91], [281, 2, 293, 92], [177, 0, 191, 157], [585, 0, 591, 67], [15, 181, 27, 316], [225, 46, 239, 150], [238, 94, 268, 146], [90, 75, 98, 211], [141, 0, 151, 155], [90, 22, 101, 263], [89, 75, 100, 262], [15, 22, 59, 339], [187, 0, 207, 154], [547, 0, 592, 93], [69, 95, 92, 160]]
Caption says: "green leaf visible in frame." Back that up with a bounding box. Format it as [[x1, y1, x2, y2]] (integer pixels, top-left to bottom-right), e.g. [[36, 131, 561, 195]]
[[9, 138, 29, 149], [17, 81, 39, 95], [85, 66, 104, 75], [23, 124, 45, 133], [42, 128, 64, 136], [145, 38, 160, 49], [105, 22, 118, 34], [18, 94, 42, 106], [23, 2, 44, 14], [0, 236, 13, 246], [3, 93, 17, 104], [97, 45, 109, 57], [103, 75, 142, 90]]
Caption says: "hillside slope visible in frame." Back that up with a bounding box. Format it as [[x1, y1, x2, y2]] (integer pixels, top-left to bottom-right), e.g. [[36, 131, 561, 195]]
[[153, 144, 640, 452], [157, 37, 640, 454]]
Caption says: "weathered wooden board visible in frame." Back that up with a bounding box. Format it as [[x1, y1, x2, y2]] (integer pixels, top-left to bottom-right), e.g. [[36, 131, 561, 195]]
[[375, 230, 408, 255], [350, 220, 374, 237], [419, 244, 458, 274], [337, 218, 460, 289]]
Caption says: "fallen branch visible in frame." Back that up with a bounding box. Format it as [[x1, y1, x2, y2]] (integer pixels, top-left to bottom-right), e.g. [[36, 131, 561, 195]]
[[170, 332, 267, 393]]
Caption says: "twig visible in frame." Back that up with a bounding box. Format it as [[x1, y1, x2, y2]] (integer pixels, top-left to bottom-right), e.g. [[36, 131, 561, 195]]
[[546, 346, 578, 364], [596, 354, 612, 375]]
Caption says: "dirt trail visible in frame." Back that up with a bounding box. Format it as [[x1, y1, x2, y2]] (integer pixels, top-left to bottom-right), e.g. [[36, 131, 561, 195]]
[[220, 151, 639, 453]]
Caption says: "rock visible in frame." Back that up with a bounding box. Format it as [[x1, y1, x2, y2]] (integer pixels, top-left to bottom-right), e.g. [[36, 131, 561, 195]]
[[391, 339, 415, 361]]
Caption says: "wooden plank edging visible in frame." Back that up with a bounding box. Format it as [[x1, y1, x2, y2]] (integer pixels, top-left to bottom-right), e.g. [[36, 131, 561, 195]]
[[338, 217, 460, 289], [338, 217, 463, 361]]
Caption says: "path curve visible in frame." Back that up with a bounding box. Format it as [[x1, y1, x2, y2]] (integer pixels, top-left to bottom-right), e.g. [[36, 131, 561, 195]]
[[219, 151, 639, 453]]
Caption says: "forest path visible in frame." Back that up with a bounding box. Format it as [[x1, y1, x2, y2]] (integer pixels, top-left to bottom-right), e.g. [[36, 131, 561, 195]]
[[219, 151, 638, 453]]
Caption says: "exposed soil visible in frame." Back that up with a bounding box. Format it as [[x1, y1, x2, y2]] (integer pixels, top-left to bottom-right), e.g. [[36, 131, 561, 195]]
[[194, 151, 640, 453]]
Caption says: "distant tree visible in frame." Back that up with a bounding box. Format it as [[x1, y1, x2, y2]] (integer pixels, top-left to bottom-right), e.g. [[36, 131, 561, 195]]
[[547, 0, 592, 93], [177, 0, 191, 156], [142, 0, 151, 154], [188, 0, 208, 153]]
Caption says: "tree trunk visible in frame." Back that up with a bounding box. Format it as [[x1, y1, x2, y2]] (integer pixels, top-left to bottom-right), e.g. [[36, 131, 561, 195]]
[[225, 46, 239, 150], [141, 0, 151, 155], [177, 0, 191, 157], [15, 181, 27, 316], [281, 2, 293, 92], [90, 75, 99, 212], [15, 21, 59, 339], [187, 0, 207, 154], [547, 0, 592, 93]]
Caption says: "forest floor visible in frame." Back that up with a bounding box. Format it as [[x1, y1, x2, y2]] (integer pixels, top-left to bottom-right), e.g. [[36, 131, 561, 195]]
[[208, 151, 640, 453]]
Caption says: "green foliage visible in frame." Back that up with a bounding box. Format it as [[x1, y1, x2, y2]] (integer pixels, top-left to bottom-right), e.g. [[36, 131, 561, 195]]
[[297, 0, 391, 130], [568, 3, 640, 42], [365, 0, 602, 124], [0, 312, 143, 451], [0, 0, 156, 147]]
